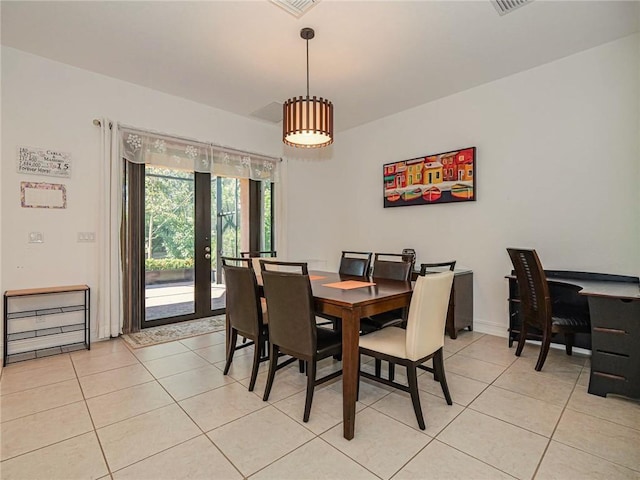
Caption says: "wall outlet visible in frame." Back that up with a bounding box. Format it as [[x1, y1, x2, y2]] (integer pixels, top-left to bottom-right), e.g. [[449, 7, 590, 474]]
[[28, 232, 44, 243], [77, 232, 96, 242]]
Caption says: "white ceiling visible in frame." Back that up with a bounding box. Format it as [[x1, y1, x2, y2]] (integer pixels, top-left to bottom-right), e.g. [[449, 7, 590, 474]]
[[2, 1, 639, 132]]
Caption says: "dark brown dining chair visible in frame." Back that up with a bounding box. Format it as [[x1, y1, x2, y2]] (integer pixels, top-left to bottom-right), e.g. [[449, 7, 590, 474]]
[[359, 271, 455, 430], [241, 251, 277, 258], [221, 257, 269, 391], [507, 248, 591, 371], [360, 253, 414, 334], [260, 260, 342, 422], [360, 253, 415, 378], [339, 251, 373, 277], [419, 260, 456, 275]]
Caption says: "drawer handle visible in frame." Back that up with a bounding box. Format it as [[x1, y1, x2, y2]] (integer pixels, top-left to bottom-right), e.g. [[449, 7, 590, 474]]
[[593, 327, 627, 334], [593, 371, 626, 381], [595, 349, 629, 358]]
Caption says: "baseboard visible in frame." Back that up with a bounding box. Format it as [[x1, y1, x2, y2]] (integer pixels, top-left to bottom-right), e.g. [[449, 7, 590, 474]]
[[472, 318, 508, 338], [472, 318, 591, 356]]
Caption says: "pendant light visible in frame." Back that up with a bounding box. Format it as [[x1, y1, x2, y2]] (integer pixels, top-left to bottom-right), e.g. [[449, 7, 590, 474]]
[[283, 27, 334, 148]]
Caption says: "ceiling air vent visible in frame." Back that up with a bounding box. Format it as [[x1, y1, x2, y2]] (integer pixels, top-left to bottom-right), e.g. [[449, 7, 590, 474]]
[[270, 0, 320, 18], [491, 0, 533, 16], [250, 102, 283, 124]]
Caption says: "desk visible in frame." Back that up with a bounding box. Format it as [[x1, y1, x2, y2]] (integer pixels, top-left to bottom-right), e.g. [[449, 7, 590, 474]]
[[309, 271, 413, 439], [506, 270, 640, 399]]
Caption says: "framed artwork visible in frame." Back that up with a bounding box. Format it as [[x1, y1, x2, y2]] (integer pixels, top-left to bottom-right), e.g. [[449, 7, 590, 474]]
[[20, 182, 67, 209], [383, 147, 476, 208]]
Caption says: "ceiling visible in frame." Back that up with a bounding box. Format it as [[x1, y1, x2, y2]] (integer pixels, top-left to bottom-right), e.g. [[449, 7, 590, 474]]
[[2, 1, 639, 133]]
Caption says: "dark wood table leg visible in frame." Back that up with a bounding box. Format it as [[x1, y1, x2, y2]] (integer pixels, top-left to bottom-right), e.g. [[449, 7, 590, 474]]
[[342, 307, 360, 440]]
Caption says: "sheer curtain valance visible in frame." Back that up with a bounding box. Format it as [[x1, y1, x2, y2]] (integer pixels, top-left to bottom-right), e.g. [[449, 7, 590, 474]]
[[121, 127, 280, 182]]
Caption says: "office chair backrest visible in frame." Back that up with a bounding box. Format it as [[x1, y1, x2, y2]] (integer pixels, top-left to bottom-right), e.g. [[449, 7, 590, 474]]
[[221, 257, 262, 336], [339, 251, 372, 277], [372, 253, 414, 281], [507, 248, 552, 331], [405, 271, 454, 360], [260, 261, 316, 356]]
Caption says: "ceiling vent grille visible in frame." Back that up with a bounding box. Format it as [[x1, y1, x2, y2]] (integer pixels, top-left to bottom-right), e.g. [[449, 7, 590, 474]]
[[270, 0, 320, 18], [491, 0, 533, 16]]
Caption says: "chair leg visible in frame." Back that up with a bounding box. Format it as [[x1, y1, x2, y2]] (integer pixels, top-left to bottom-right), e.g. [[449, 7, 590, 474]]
[[263, 344, 279, 401], [299, 359, 305, 374], [536, 331, 552, 371], [515, 322, 528, 357], [389, 362, 395, 382], [407, 365, 425, 430], [248, 338, 261, 392], [375, 359, 382, 378], [223, 329, 238, 375], [357, 354, 361, 402], [565, 333, 574, 356], [303, 359, 316, 422], [434, 349, 452, 405]]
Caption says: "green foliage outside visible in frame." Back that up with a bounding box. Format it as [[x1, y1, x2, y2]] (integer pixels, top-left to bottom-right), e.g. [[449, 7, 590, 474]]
[[144, 168, 246, 270], [145, 258, 194, 271]]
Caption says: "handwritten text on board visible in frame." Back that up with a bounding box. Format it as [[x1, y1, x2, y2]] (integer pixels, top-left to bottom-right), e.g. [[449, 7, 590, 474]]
[[17, 146, 71, 178]]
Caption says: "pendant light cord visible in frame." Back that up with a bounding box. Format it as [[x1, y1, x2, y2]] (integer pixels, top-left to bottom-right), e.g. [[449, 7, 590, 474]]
[[306, 38, 310, 98]]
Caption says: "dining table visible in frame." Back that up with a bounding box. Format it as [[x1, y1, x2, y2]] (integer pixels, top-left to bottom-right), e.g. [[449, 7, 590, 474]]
[[307, 270, 414, 440], [226, 268, 414, 440]]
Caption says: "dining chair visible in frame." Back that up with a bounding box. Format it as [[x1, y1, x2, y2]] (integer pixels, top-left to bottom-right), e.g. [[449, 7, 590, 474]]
[[339, 251, 373, 277], [359, 271, 455, 430], [419, 260, 456, 275], [507, 248, 590, 371], [221, 257, 269, 392], [360, 253, 414, 333], [360, 253, 415, 379], [260, 260, 342, 422], [240, 250, 277, 258]]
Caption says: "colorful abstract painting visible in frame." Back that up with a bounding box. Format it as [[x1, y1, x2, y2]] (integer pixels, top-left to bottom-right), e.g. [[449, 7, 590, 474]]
[[383, 147, 476, 208]]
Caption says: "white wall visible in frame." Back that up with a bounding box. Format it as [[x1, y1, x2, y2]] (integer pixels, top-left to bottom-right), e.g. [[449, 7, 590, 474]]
[[1, 47, 281, 341], [287, 34, 640, 335]]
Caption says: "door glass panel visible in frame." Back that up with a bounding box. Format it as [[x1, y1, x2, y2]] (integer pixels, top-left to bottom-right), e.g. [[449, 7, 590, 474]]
[[211, 176, 243, 311], [144, 166, 195, 321], [261, 182, 273, 251]]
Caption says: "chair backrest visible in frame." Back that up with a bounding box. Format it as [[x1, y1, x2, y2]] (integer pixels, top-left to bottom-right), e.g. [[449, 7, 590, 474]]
[[260, 261, 316, 356], [221, 257, 262, 336], [405, 271, 455, 360], [507, 248, 552, 331], [339, 251, 372, 277], [372, 253, 414, 281], [420, 261, 457, 275], [241, 251, 277, 258]]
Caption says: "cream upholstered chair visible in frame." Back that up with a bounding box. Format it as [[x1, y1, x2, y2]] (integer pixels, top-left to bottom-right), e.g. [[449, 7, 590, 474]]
[[359, 271, 454, 430]]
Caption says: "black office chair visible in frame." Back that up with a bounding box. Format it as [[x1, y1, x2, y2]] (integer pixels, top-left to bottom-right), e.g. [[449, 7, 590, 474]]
[[507, 248, 590, 371], [260, 260, 342, 422], [221, 257, 269, 391]]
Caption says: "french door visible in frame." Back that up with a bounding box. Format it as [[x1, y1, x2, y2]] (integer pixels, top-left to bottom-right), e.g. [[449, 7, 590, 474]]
[[127, 163, 272, 329]]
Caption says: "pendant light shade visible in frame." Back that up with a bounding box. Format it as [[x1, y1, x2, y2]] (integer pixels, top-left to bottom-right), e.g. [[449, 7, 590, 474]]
[[283, 28, 334, 148]]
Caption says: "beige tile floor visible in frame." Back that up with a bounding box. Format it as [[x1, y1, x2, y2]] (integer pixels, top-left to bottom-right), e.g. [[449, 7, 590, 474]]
[[1, 330, 639, 480]]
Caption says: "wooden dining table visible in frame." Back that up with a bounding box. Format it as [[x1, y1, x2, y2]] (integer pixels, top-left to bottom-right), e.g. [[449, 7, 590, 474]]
[[307, 271, 413, 440], [227, 268, 414, 440]]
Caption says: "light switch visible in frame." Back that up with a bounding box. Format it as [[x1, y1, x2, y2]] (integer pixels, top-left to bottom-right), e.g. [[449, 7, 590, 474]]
[[77, 232, 96, 242], [28, 232, 44, 243]]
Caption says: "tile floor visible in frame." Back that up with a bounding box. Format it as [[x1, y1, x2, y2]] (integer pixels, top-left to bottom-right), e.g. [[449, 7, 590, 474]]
[[1, 330, 639, 480]]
